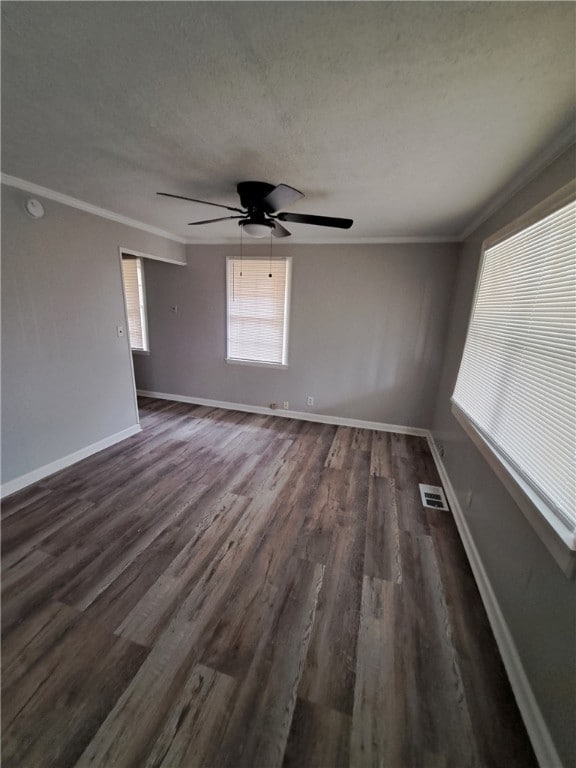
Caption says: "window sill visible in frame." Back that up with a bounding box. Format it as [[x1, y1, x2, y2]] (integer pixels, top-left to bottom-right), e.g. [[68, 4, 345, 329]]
[[225, 358, 288, 370], [451, 401, 575, 579], [131, 349, 150, 356]]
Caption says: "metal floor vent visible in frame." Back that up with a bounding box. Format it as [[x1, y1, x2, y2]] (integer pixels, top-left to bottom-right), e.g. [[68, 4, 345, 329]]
[[418, 484, 449, 511]]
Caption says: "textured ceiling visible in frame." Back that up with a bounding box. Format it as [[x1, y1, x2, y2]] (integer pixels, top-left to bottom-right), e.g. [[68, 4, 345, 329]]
[[2, 2, 575, 242]]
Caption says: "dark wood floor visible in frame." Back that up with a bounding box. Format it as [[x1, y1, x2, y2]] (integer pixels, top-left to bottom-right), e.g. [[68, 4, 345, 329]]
[[2, 397, 537, 768]]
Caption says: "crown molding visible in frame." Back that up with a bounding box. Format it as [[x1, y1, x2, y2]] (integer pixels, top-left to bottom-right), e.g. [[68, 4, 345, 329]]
[[7, 119, 574, 253], [1, 173, 187, 244], [1, 173, 457, 245], [184, 235, 461, 246], [459, 123, 576, 242]]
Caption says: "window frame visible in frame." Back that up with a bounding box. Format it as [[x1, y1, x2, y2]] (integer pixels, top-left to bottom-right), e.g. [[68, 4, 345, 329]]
[[225, 255, 292, 369], [451, 180, 576, 578], [120, 252, 150, 354]]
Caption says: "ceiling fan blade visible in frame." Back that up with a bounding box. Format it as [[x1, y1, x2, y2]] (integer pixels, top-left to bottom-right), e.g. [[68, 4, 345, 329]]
[[277, 212, 353, 229], [188, 216, 244, 226], [157, 192, 244, 214], [271, 221, 291, 238], [261, 184, 304, 213]]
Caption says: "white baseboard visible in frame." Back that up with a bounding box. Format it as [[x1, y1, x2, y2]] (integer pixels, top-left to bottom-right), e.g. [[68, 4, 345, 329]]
[[136, 389, 429, 437], [426, 435, 564, 768], [1, 424, 142, 499]]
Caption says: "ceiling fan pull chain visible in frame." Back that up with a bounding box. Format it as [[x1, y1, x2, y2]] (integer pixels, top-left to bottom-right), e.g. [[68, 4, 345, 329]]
[[232, 247, 236, 301], [269, 230, 273, 278]]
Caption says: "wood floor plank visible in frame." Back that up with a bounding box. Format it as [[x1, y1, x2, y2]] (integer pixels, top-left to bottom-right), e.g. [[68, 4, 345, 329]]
[[351, 427, 372, 453], [325, 425, 356, 469], [2, 608, 148, 768], [38, 463, 204, 558], [389, 431, 412, 460], [283, 426, 333, 463], [78, 489, 243, 634], [298, 450, 369, 715], [198, 425, 337, 680], [43, 437, 185, 503], [1, 398, 538, 768], [288, 427, 343, 565], [407, 434, 442, 482], [141, 664, 238, 768], [370, 430, 393, 477], [396, 533, 481, 765], [427, 510, 538, 767], [74, 492, 292, 765], [2, 600, 80, 692], [115, 490, 252, 647], [1, 483, 54, 521], [77, 552, 321, 768], [351, 576, 401, 768], [198, 454, 330, 678], [2, 490, 94, 565], [198, 565, 279, 679], [81, 533, 185, 634], [230, 453, 294, 497], [1, 549, 83, 633], [297, 564, 363, 716], [364, 475, 402, 583], [352, 570, 480, 768], [55, 489, 197, 611], [283, 697, 351, 768], [1, 548, 55, 594], [208, 558, 325, 768], [391, 441, 431, 537], [292, 467, 341, 565]]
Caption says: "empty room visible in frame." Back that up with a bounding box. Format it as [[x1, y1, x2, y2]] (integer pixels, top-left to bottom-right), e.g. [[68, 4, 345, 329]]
[[1, 2, 575, 767]]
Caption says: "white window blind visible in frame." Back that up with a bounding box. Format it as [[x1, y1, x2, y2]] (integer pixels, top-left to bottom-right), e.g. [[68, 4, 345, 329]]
[[226, 257, 291, 366], [452, 198, 576, 536], [121, 256, 148, 352]]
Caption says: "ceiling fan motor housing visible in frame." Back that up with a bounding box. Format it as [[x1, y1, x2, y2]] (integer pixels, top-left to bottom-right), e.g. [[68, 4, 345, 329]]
[[237, 181, 277, 214]]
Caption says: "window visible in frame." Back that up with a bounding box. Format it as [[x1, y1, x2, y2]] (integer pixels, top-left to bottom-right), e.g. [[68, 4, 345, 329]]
[[452, 182, 575, 573], [226, 257, 291, 367], [121, 255, 149, 352]]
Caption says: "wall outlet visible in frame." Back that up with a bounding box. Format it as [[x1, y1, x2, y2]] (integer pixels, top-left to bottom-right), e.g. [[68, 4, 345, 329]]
[[116, 325, 124, 337], [269, 402, 278, 410], [306, 395, 314, 406], [283, 401, 289, 410]]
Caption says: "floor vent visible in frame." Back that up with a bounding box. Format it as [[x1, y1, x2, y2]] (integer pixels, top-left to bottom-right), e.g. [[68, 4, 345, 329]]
[[418, 484, 449, 511]]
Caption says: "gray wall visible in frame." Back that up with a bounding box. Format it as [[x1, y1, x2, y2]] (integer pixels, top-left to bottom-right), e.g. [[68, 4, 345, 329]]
[[134, 242, 458, 428], [431, 145, 576, 768], [1, 185, 186, 486]]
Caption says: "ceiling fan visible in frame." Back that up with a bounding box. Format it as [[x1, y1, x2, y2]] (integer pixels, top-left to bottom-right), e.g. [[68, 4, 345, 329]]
[[157, 181, 353, 238]]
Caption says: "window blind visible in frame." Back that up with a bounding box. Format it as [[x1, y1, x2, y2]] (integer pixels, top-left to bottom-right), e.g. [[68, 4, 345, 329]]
[[226, 257, 290, 365], [452, 199, 576, 532], [121, 256, 148, 351]]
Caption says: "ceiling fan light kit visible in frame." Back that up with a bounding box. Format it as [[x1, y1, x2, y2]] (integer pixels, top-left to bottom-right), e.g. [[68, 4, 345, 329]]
[[241, 220, 274, 238], [157, 181, 353, 238]]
